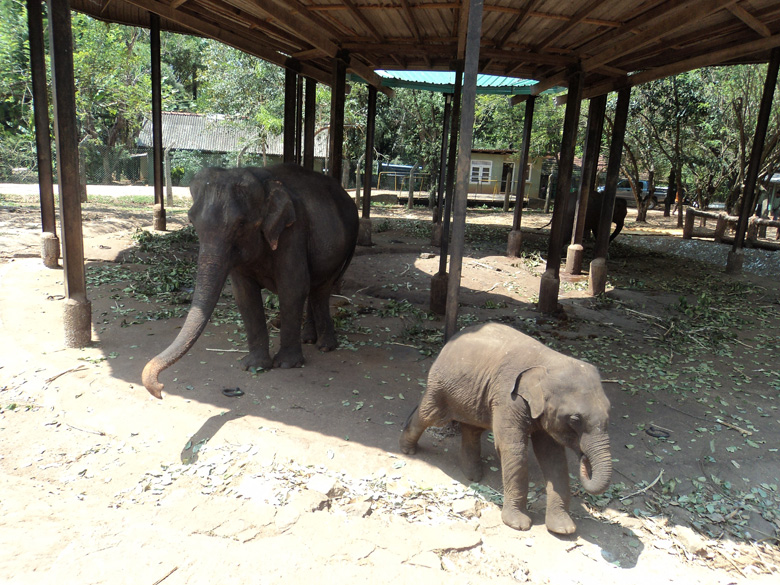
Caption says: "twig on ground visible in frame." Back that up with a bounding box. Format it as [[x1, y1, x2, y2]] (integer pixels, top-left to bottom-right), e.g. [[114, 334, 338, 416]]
[[151, 566, 178, 585], [620, 469, 664, 501], [714, 419, 753, 436], [66, 423, 106, 436], [45, 365, 87, 384], [206, 348, 248, 353]]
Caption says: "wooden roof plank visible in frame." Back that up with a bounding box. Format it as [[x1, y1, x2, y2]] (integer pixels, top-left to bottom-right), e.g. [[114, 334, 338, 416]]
[[729, 3, 772, 38]]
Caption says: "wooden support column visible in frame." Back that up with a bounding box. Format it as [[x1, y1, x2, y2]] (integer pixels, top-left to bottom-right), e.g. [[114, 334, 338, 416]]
[[432, 93, 453, 246], [303, 77, 316, 170], [150, 12, 165, 231], [507, 95, 535, 257], [589, 87, 631, 296], [27, 0, 59, 268], [566, 93, 606, 274], [728, 47, 780, 274], [295, 75, 304, 165], [430, 61, 463, 315], [47, 0, 91, 347], [283, 67, 297, 164], [329, 53, 347, 181], [538, 69, 584, 314], [444, 0, 483, 340], [357, 85, 377, 246]]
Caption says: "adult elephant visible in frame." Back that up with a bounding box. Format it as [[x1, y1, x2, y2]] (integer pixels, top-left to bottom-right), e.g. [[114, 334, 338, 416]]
[[583, 190, 628, 242], [400, 323, 612, 535], [564, 190, 628, 245], [142, 164, 359, 399]]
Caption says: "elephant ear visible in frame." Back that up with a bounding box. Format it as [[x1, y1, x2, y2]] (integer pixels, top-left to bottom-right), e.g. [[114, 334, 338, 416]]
[[261, 180, 296, 251], [511, 366, 547, 420]]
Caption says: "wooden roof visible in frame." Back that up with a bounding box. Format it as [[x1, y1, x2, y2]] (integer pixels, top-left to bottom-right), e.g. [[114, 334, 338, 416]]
[[71, 0, 780, 97]]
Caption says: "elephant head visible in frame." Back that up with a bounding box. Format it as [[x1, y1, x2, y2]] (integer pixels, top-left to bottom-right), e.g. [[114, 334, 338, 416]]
[[142, 167, 296, 398], [513, 363, 612, 494]]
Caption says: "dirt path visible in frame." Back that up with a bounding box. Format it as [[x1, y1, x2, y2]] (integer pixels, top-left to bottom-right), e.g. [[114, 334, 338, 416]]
[[1, 193, 778, 584]]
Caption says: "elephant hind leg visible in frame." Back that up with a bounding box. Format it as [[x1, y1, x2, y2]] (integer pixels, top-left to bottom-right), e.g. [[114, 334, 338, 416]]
[[459, 423, 484, 482], [302, 297, 317, 344], [400, 406, 426, 454], [307, 284, 337, 352]]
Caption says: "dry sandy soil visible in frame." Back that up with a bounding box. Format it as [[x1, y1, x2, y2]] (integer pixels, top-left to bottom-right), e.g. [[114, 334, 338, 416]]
[[1, 189, 779, 585]]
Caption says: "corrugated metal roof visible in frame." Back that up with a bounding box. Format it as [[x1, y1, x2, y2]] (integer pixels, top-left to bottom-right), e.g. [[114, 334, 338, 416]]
[[366, 70, 562, 95], [137, 112, 328, 157]]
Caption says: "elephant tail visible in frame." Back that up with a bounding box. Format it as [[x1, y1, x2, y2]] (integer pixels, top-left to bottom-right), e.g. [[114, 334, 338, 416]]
[[402, 405, 419, 431]]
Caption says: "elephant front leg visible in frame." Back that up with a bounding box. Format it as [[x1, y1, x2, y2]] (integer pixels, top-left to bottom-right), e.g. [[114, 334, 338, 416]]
[[532, 431, 576, 535], [274, 280, 307, 369], [493, 422, 533, 531], [231, 273, 273, 371], [459, 423, 484, 482]]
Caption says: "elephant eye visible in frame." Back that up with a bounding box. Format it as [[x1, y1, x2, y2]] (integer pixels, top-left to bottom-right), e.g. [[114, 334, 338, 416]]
[[568, 414, 582, 430]]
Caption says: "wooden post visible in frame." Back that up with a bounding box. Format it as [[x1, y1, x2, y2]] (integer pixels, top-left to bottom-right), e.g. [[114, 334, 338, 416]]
[[538, 68, 584, 314], [150, 12, 165, 231], [432, 93, 453, 245], [430, 62, 463, 315], [589, 87, 631, 296], [683, 208, 695, 239], [444, 0, 483, 340], [507, 96, 535, 257], [303, 77, 316, 170], [566, 93, 606, 274], [329, 54, 347, 181], [27, 0, 59, 268], [358, 85, 377, 246], [296, 75, 304, 165], [283, 67, 297, 164], [728, 47, 780, 274], [47, 0, 91, 347]]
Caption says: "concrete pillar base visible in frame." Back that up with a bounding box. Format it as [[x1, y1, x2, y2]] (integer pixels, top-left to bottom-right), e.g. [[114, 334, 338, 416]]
[[431, 221, 442, 247], [506, 229, 523, 258], [153, 204, 167, 231], [63, 297, 92, 348], [588, 257, 607, 296], [565, 244, 583, 275], [430, 271, 448, 315], [41, 232, 60, 269], [357, 218, 373, 247], [538, 269, 560, 314], [726, 249, 744, 274]]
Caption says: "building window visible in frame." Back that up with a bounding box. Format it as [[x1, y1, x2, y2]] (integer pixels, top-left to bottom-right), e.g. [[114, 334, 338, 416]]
[[470, 160, 491, 183]]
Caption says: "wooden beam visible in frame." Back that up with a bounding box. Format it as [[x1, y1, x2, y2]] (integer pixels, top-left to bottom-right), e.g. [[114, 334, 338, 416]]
[[535, 0, 603, 51], [728, 4, 772, 38], [122, 0, 333, 85], [582, 0, 739, 72], [342, 0, 383, 41], [456, 0, 470, 59], [495, 0, 542, 47], [400, 0, 422, 43], [170, 0, 188, 8], [581, 33, 780, 100]]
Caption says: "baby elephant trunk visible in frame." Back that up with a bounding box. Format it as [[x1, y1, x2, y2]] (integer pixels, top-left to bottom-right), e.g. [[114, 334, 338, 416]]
[[578, 433, 612, 494]]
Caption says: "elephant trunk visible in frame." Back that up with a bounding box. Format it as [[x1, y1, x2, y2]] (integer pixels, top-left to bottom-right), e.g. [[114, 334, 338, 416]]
[[578, 433, 612, 494], [142, 250, 230, 398]]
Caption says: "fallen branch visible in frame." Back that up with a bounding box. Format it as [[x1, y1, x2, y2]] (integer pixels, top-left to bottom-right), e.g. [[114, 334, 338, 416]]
[[66, 423, 105, 436], [714, 418, 753, 436], [206, 348, 248, 353], [620, 469, 664, 500], [45, 365, 87, 384], [151, 566, 178, 585]]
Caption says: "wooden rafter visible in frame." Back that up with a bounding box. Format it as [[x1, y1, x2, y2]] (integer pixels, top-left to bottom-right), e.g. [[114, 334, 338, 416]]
[[534, 0, 604, 51], [729, 3, 772, 38]]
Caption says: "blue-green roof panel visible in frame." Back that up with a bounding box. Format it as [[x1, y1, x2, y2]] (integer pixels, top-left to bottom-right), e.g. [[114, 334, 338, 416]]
[[365, 70, 561, 95]]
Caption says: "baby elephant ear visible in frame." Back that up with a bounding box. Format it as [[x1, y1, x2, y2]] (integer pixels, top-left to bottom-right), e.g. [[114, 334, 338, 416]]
[[261, 180, 296, 250], [512, 366, 546, 419]]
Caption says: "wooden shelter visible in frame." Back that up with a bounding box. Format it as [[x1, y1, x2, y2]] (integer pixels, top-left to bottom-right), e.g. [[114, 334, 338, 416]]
[[27, 0, 780, 346]]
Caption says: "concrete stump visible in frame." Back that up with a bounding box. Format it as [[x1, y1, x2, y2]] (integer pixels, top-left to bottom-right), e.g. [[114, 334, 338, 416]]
[[153, 204, 166, 231], [537, 269, 560, 314], [357, 218, 373, 247], [565, 243, 583, 275], [506, 229, 522, 258], [725, 249, 744, 274], [41, 232, 60, 269], [430, 271, 448, 315], [63, 297, 92, 348], [588, 257, 607, 296]]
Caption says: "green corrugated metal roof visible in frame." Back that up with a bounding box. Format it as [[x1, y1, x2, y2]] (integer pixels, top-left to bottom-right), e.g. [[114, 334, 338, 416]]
[[351, 70, 562, 95]]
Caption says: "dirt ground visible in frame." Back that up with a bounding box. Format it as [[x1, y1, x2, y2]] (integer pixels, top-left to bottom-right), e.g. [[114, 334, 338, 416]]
[[1, 189, 779, 585]]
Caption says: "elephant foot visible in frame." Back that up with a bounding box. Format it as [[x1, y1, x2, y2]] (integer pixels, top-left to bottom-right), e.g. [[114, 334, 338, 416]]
[[302, 322, 317, 344], [399, 433, 418, 455], [316, 332, 337, 352], [273, 347, 305, 369], [501, 506, 533, 531], [240, 350, 273, 372], [545, 510, 576, 535], [459, 458, 483, 482]]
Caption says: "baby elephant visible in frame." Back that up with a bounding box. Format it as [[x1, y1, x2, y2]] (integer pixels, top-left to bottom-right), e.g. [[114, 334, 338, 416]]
[[400, 322, 611, 535]]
